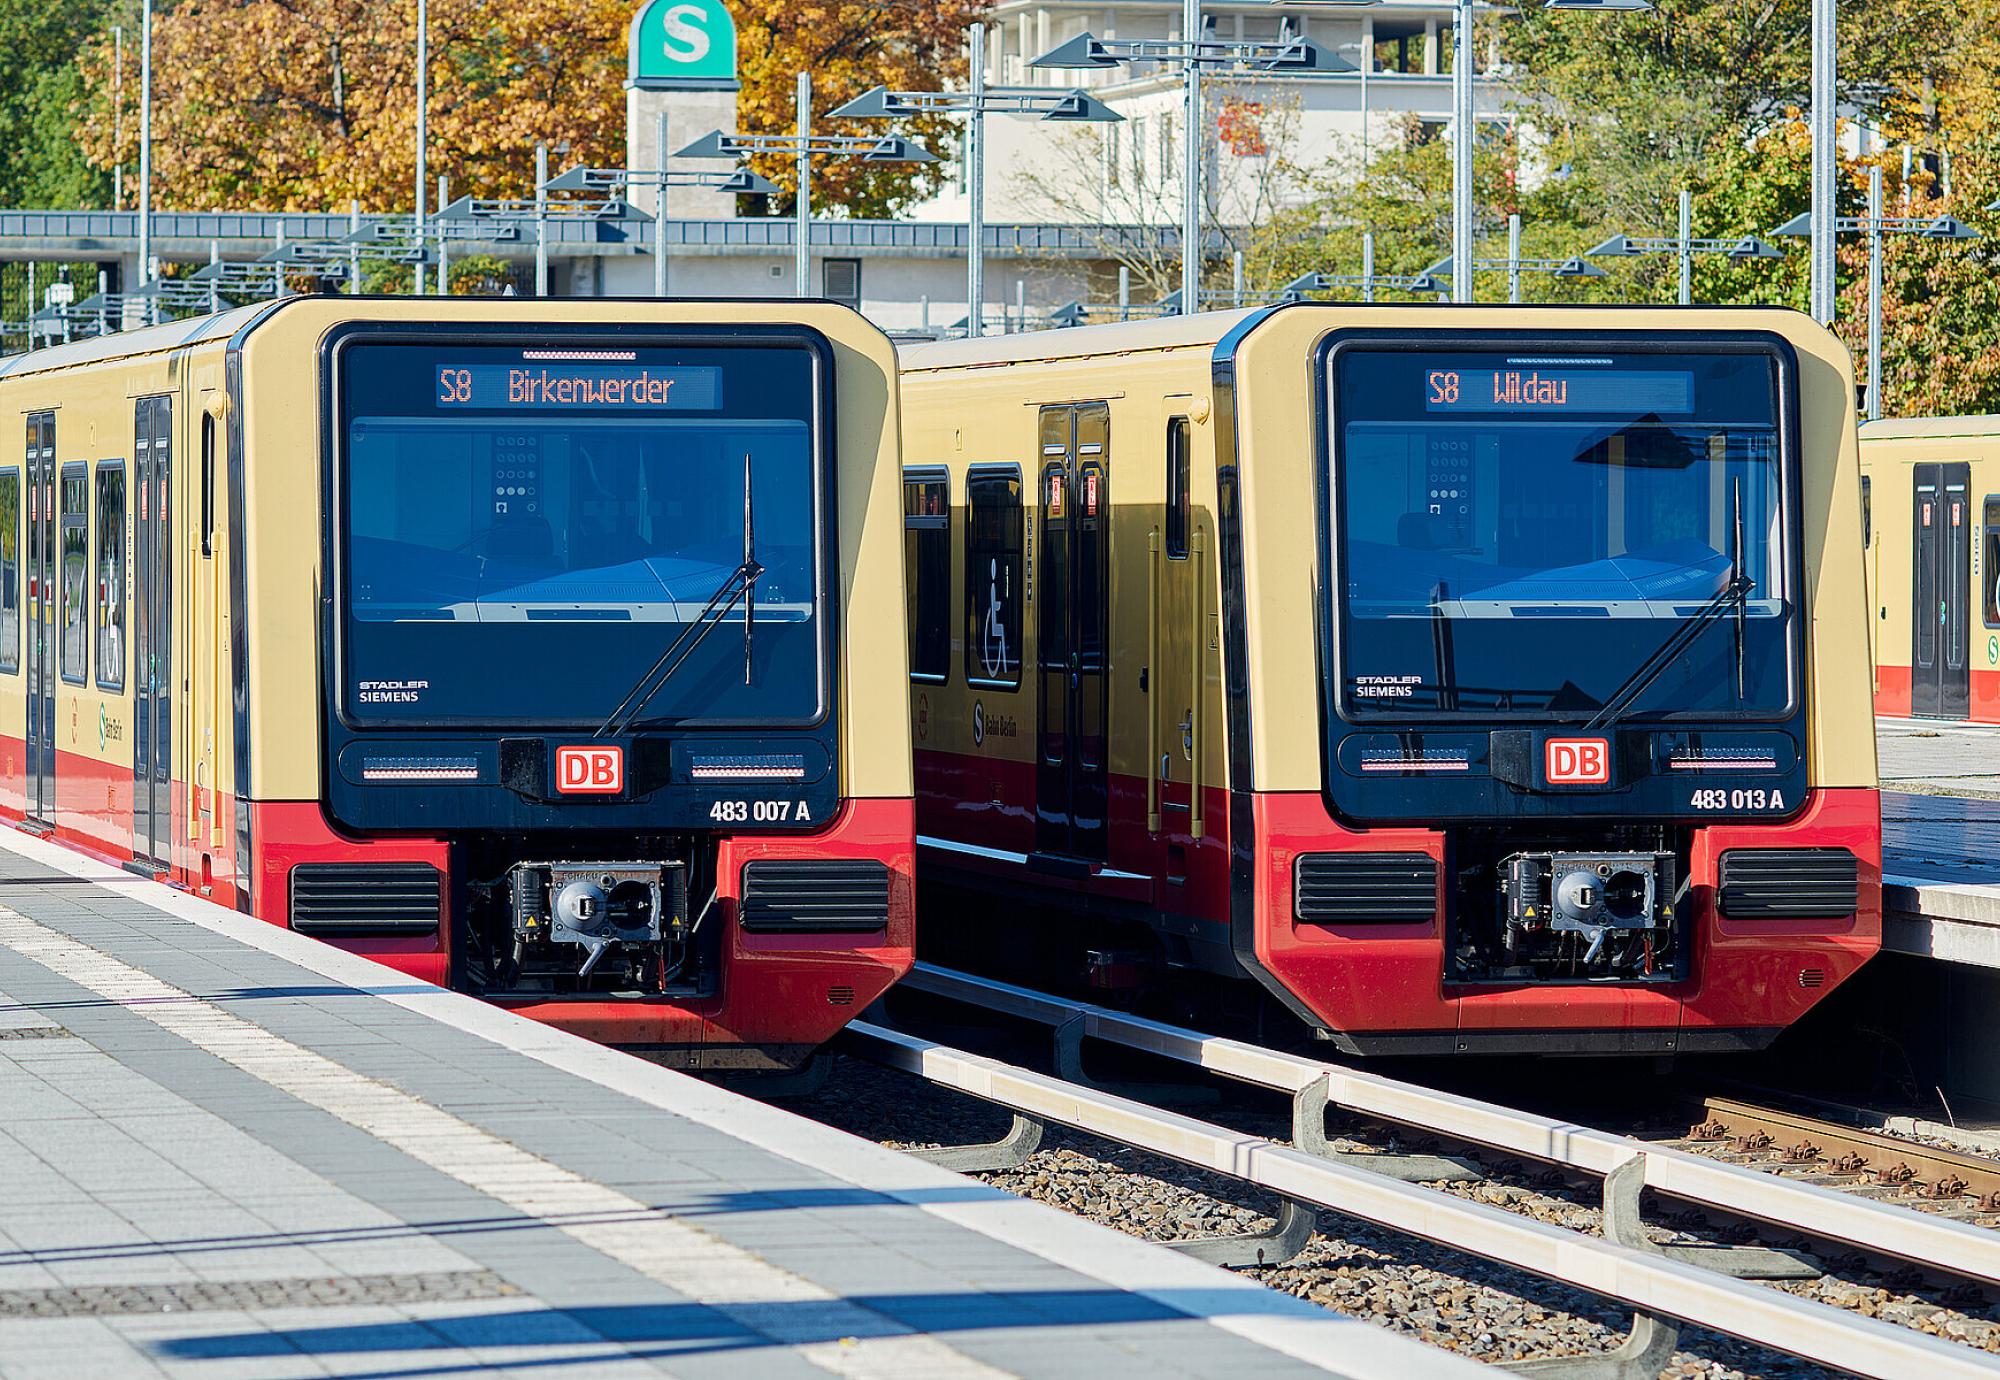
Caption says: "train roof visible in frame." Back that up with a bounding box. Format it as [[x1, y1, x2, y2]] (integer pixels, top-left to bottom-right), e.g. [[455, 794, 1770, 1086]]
[[1860, 415, 2000, 440], [897, 309, 1264, 373], [0, 299, 276, 380]]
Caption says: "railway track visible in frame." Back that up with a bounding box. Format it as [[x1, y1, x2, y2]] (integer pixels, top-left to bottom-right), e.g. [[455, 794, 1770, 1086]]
[[817, 961, 2000, 1378], [1676, 1096, 2000, 1215]]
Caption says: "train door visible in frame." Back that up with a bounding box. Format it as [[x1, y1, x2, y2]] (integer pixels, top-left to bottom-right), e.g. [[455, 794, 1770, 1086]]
[[1149, 412, 1201, 881], [133, 395, 173, 864], [1034, 402, 1110, 860], [1911, 462, 1972, 718], [23, 412, 54, 824], [191, 401, 224, 866]]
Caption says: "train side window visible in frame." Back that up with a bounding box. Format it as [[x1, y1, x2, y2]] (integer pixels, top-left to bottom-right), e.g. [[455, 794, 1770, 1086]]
[[903, 469, 951, 682], [1861, 475, 1871, 548], [1166, 416, 1191, 559], [200, 411, 215, 559], [964, 466, 1023, 689], [58, 463, 88, 686], [1985, 496, 2000, 627], [0, 469, 17, 674], [95, 463, 125, 691]]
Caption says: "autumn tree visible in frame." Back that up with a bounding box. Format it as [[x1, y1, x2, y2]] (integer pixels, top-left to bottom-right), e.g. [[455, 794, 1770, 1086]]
[[70, 0, 985, 219], [730, 0, 988, 218], [73, 0, 631, 213]]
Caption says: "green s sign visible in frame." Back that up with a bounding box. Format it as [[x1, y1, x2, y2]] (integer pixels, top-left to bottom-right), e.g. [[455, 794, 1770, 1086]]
[[629, 0, 739, 89]]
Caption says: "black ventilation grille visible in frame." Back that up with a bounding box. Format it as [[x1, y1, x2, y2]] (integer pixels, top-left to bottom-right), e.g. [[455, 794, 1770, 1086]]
[[1717, 849, 1859, 920], [740, 860, 890, 934], [290, 863, 443, 936], [1295, 852, 1438, 925]]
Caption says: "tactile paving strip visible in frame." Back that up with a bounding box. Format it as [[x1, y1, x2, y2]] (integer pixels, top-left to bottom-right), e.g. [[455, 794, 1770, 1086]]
[[0, 1269, 520, 1318]]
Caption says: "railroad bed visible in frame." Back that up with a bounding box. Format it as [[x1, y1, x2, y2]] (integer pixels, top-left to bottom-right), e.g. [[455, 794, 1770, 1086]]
[[0, 827, 1452, 1380], [759, 964, 2000, 1379]]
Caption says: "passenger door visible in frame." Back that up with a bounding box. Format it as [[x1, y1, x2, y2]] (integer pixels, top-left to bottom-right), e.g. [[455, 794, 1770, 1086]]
[[24, 413, 54, 825], [1034, 402, 1110, 861], [133, 395, 173, 864], [1911, 462, 1972, 718], [1150, 411, 1201, 881]]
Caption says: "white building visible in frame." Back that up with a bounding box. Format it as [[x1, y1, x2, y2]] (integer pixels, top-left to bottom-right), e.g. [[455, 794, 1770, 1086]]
[[910, 0, 1509, 227]]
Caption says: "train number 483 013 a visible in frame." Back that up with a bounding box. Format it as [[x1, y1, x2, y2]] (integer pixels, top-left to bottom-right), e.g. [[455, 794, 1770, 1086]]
[[1689, 788, 1786, 811]]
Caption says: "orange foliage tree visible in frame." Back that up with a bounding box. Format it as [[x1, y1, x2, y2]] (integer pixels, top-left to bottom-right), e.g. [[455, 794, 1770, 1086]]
[[73, 0, 985, 218], [730, 0, 988, 217], [74, 0, 630, 213]]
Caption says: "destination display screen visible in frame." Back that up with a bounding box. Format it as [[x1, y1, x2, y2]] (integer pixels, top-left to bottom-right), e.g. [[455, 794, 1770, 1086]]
[[434, 362, 723, 410], [1424, 366, 1694, 414]]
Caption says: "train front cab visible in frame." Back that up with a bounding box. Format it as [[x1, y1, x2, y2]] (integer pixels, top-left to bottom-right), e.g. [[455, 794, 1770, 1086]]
[[0, 298, 914, 1070], [1857, 415, 2000, 722], [900, 305, 1879, 1055]]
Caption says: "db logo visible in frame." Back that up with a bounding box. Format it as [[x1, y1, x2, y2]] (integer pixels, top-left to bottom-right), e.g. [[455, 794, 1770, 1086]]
[[1545, 738, 1609, 786], [555, 745, 624, 795]]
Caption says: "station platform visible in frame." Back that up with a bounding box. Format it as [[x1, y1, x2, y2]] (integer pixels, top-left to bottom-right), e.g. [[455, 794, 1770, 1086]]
[[1876, 720, 2000, 969], [0, 828, 1467, 1380]]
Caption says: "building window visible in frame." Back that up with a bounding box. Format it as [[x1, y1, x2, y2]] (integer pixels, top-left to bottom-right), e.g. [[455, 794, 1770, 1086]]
[[823, 258, 861, 308], [964, 466, 1023, 688], [58, 463, 87, 685], [1166, 417, 1191, 559], [96, 463, 125, 690], [903, 470, 950, 682], [0, 469, 17, 675]]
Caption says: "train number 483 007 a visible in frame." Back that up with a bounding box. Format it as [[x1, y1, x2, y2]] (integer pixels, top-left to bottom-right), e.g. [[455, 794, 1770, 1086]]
[[709, 800, 811, 823]]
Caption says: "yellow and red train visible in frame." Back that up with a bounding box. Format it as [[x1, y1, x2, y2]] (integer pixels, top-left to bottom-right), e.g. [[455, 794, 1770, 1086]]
[[0, 297, 913, 1068], [1858, 414, 2000, 721], [899, 305, 1881, 1055]]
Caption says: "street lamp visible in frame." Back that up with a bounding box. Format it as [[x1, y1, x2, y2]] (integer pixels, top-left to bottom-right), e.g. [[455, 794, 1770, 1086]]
[[1773, 177, 1979, 419], [1423, 238, 1606, 301], [1587, 189, 1783, 304], [679, 76, 938, 301], [138, 0, 152, 322], [1032, 25, 1351, 314], [414, 0, 428, 296], [551, 126, 778, 296], [831, 23, 1121, 337]]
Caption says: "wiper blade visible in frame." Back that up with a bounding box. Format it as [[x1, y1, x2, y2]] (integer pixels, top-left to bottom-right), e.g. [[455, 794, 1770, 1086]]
[[592, 455, 762, 740], [1579, 573, 1752, 735]]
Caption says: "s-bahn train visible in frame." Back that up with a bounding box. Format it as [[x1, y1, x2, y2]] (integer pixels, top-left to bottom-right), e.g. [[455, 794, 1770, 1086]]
[[0, 297, 913, 1068], [898, 305, 1880, 1055], [1858, 414, 2000, 722]]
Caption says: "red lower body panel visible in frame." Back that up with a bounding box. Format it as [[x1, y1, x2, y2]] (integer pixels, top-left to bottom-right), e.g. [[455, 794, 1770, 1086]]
[[1253, 787, 1880, 1039], [248, 796, 916, 1057], [917, 736, 1880, 1045], [0, 725, 911, 1061]]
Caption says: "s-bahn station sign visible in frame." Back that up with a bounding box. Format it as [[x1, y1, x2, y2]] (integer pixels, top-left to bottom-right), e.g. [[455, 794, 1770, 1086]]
[[629, 0, 739, 90]]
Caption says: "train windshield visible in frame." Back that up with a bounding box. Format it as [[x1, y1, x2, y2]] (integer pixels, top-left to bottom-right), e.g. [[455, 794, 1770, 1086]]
[[336, 340, 825, 727], [1331, 345, 1793, 720]]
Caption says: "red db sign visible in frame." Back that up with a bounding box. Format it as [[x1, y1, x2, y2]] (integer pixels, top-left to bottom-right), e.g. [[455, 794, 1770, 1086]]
[[555, 745, 624, 794], [1545, 738, 1609, 785]]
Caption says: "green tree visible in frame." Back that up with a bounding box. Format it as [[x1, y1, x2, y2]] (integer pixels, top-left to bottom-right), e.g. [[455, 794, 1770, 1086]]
[[0, 0, 114, 208]]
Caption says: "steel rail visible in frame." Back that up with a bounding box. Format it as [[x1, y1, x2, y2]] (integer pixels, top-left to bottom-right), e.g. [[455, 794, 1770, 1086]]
[[848, 1020, 2000, 1380], [1694, 1095, 2000, 1202], [901, 962, 2000, 1287]]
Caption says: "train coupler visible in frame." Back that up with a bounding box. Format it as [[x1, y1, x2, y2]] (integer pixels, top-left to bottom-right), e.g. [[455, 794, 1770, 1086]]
[[1499, 850, 1677, 977], [510, 860, 689, 981]]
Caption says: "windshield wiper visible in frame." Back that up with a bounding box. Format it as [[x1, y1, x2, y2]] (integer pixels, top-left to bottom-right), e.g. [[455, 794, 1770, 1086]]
[[1581, 478, 1753, 735], [593, 455, 762, 739]]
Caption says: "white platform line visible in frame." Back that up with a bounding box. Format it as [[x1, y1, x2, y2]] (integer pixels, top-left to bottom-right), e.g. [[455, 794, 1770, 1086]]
[[0, 824, 1475, 1380], [0, 904, 1009, 1380]]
